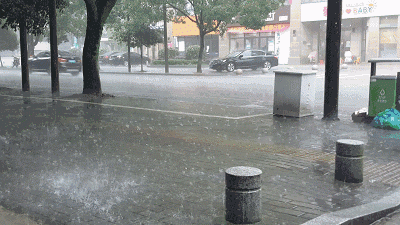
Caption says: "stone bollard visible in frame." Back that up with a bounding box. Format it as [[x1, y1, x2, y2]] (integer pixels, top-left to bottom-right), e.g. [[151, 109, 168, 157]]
[[335, 139, 364, 183], [262, 68, 269, 73], [235, 69, 243, 75], [225, 166, 262, 224]]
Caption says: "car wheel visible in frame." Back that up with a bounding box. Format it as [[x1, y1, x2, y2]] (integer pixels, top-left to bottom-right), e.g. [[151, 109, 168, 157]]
[[263, 61, 272, 70], [226, 62, 235, 72], [124, 61, 129, 67]]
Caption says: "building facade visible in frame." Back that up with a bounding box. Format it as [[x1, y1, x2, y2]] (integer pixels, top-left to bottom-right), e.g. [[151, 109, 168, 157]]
[[289, 0, 400, 65], [171, 5, 291, 64], [221, 5, 291, 64]]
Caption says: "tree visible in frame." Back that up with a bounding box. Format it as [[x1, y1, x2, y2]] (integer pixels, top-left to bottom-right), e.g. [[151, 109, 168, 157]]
[[50, 0, 87, 45], [0, 0, 67, 91], [0, 27, 19, 67], [109, 0, 163, 72], [166, 0, 284, 73], [82, 0, 118, 95]]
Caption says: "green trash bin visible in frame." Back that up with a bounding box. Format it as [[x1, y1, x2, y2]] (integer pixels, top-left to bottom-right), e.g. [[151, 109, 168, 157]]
[[368, 76, 397, 117]]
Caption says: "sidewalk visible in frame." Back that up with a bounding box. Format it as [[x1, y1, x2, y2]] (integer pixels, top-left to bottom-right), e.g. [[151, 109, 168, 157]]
[[0, 68, 399, 224]]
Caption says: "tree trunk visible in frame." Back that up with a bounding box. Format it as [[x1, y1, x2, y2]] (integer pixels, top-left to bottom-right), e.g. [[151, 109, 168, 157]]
[[140, 45, 144, 72], [82, 11, 104, 94], [20, 19, 29, 92], [27, 35, 40, 57], [128, 37, 131, 73], [127, 15, 131, 73], [82, 0, 118, 95], [49, 0, 59, 94], [163, 4, 169, 73], [197, 31, 205, 73]]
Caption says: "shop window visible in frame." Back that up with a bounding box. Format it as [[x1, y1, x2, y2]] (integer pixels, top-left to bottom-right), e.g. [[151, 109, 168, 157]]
[[380, 16, 398, 28], [380, 28, 398, 58]]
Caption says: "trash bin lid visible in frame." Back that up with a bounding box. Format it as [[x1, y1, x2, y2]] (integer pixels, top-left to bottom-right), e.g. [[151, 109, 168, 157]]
[[371, 75, 397, 80], [368, 58, 400, 63]]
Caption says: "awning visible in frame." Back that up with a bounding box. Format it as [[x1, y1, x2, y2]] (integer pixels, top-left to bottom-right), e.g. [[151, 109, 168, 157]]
[[227, 24, 290, 33]]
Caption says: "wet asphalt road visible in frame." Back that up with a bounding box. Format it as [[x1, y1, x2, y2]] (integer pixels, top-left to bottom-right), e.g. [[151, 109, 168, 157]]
[[0, 64, 399, 224]]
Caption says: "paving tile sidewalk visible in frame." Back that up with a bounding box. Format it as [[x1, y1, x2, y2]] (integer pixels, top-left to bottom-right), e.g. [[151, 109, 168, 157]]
[[0, 86, 399, 224]]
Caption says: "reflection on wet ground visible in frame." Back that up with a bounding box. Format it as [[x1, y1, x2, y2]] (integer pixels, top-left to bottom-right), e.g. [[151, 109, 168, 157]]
[[0, 89, 399, 224]]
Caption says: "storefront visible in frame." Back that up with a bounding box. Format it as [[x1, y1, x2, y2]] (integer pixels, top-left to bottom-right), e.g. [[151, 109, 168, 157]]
[[293, 0, 400, 64], [225, 5, 291, 64], [172, 16, 219, 58]]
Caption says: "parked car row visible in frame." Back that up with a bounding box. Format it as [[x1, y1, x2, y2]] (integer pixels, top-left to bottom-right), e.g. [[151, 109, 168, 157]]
[[209, 49, 278, 72], [100, 51, 150, 66], [28, 50, 82, 76]]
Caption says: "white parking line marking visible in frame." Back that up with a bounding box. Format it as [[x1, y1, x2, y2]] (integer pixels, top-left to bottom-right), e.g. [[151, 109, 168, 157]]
[[0, 94, 272, 120]]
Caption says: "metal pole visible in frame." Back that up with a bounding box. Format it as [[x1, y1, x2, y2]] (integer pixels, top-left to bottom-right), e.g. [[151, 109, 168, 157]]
[[323, 0, 342, 120]]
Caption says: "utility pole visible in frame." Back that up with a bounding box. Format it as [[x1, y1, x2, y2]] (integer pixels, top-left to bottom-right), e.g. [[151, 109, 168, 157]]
[[323, 0, 342, 120]]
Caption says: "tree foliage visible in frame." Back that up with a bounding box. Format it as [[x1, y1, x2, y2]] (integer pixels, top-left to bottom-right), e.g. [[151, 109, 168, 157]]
[[42, 0, 87, 45], [0, 0, 67, 35], [109, 0, 163, 71], [0, 27, 18, 52]]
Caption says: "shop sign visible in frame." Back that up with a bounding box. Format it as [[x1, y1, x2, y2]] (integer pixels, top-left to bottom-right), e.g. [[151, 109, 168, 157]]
[[265, 5, 290, 24], [227, 24, 290, 34], [266, 12, 275, 22], [301, 0, 400, 22]]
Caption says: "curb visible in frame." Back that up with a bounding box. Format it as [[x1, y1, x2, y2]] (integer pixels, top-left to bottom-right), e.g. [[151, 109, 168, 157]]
[[302, 187, 400, 225], [99, 71, 223, 76]]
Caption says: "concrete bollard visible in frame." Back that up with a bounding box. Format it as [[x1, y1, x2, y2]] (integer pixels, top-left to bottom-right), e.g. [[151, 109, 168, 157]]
[[225, 166, 262, 224], [235, 69, 243, 75], [335, 139, 364, 183], [261, 68, 269, 73]]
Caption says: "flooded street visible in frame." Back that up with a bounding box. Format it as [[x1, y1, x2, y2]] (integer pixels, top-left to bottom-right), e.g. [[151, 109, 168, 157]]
[[0, 65, 399, 224]]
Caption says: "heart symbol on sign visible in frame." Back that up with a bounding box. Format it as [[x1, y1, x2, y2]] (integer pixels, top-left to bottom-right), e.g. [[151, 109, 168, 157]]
[[346, 9, 351, 14]]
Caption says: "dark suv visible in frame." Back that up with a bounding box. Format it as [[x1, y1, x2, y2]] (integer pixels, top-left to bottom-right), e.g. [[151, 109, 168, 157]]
[[28, 50, 82, 75], [209, 50, 278, 72]]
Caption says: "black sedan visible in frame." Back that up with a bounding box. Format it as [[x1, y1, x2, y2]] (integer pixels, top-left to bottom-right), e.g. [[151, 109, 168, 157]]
[[28, 50, 82, 75], [109, 52, 150, 66], [209, 50, 278, 72], [99, 51, 119, 64]]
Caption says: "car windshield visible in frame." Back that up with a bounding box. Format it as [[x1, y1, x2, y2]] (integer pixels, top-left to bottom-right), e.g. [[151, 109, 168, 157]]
[[225, 51, 242, 58], [59, 51, 72, 57]]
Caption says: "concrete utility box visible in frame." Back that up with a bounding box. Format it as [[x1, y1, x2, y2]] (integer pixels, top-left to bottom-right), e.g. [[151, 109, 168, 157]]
[[368, 76, 397, 117], [273, 71, 316, 117]]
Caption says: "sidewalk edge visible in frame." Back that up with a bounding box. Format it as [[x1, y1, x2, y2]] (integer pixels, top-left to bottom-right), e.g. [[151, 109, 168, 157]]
[[302, 187, 400, 225]]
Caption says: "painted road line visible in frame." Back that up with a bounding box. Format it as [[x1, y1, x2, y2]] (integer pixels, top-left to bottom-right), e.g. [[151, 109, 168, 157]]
[[0, 94, 272, 120]]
